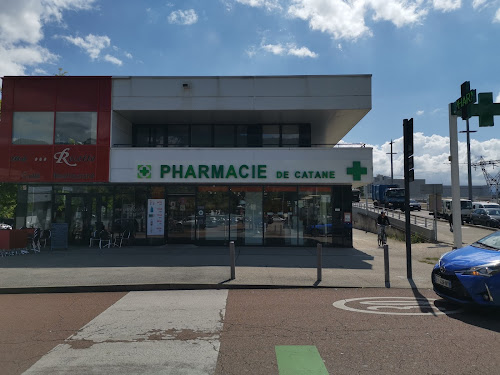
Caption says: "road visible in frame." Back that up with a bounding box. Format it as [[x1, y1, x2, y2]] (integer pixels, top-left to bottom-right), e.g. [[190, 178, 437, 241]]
[[2, 290, 499, 375], [409, 208, 496, 245], [356, 202, 496, 245]]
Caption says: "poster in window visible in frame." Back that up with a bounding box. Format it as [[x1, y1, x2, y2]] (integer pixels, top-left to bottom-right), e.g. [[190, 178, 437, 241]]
[[147, 199, 165, 236]]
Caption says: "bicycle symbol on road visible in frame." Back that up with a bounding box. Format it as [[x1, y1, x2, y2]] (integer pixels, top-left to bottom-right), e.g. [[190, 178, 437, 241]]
[[333, 297, 463, 316]]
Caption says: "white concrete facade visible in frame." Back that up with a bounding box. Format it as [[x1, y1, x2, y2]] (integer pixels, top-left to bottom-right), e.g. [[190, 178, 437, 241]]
[[110, 75, 372, 148]]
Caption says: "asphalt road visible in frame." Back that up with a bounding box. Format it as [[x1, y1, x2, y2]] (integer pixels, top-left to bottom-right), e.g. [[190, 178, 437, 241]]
[[2, 289, 499, 375]]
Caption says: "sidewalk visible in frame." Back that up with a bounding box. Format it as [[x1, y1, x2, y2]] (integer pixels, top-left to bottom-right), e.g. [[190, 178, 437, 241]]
[[0, 229, 453, 293]]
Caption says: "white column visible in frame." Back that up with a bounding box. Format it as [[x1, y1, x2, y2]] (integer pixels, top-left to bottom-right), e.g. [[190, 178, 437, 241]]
[[448, 104, 462, 248]]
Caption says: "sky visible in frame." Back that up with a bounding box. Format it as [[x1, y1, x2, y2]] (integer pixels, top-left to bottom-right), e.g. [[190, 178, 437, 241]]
[[0, 0, 499, 187]]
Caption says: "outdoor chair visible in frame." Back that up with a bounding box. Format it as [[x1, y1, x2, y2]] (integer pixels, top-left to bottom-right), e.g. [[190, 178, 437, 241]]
[[113, 230, 131, 248], [31, 228, 41, 253], [89, 230, 101, 247], [99, 229, 112, 249], [40, 229, 51, 248]]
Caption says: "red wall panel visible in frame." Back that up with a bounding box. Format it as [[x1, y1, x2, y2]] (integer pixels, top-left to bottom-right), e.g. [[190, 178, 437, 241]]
[[13, 78, 57, 111], [0, 76, 112, 183], [56, 78, 100, 111]]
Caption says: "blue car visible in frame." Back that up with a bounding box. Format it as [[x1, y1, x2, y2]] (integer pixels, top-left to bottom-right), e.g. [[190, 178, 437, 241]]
[[432, 230, 500, 306]]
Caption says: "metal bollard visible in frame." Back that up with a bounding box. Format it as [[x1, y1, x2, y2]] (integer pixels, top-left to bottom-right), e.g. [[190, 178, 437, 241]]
[[383, 244, 390, 286], [317, 243, 322, 282], [230, 241, 235, 280]]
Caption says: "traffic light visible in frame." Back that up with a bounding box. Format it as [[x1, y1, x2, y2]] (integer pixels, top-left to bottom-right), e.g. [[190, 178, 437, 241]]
[[403, 118, 414, 182]]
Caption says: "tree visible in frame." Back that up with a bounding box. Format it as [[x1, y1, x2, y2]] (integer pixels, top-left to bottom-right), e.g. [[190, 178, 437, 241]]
[[0, 183, 17, 220], [55, 68, 68, 76]]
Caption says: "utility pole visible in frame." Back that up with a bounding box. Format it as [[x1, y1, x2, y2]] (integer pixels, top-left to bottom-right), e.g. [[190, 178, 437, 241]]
[[386, 140, 397, 184]]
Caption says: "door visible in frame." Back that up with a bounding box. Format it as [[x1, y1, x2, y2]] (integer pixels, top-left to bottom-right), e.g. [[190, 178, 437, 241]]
[[67, 195, 93, 245], [53, 192, 114, 246], [167, 195, 196, 243]]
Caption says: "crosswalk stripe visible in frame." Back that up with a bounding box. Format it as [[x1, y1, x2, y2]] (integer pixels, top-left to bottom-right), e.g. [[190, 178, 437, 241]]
[[275, 345, 329, 375]]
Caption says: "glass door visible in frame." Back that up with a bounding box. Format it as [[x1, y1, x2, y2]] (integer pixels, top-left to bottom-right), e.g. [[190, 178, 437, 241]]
[[67, 195, 93, 245], [167, 195, 196, 243]]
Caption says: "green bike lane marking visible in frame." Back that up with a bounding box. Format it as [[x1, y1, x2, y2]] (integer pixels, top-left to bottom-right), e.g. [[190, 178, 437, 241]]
[[275, 345, 329, 375]]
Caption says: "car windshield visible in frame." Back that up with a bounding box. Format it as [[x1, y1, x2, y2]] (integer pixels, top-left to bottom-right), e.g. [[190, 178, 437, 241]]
[[386, 189, 404, 198], [486, 209, 500, 215], [475, 231, 500, 251], [461, 201, 472, 209]]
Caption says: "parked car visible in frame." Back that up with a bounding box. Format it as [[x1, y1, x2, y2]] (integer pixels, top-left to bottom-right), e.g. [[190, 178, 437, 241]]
[[409, 199, 421, 211], [432, 230, 500, 306], [472, 201, 500, 210], [470, 208, 500, 228]]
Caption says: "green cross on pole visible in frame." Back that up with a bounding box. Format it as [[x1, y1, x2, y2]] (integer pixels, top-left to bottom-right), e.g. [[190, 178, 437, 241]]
[[347, 161, 367, 181], [470, 92, 500, 127]]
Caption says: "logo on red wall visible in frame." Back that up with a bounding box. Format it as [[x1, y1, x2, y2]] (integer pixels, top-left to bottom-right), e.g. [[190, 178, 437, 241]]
[[54, 148, 95, 167]]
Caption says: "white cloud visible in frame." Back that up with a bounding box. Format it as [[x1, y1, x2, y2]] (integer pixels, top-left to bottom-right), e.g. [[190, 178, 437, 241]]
[[104, 54, 123, 66], [495, 92, 500, 102], [288, 0, 371, 41], [168, 9, 198, 25], [0, 0, 97, 77], [432, 0, 461, 12], [368, 0, 428, 27], [368, 133, 500, 185], [495, 8, 500, 22], [60, 34, 111, 59], [262, 43, 286, 55], [235, 0, 282, 11], [472, 0, 488, 10], [288, 45, 318, 58], [257, 40, 318, 58], [416, 110, 424, 115]]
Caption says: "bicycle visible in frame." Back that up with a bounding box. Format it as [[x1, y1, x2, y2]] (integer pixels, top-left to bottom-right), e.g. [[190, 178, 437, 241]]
[[377, 224, 387, 247]]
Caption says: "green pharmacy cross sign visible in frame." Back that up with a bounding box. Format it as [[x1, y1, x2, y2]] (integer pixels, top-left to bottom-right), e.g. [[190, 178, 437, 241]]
[[347, 161, 367, 181], [451, 81, 499, 127], [138, 165, 152, 179]]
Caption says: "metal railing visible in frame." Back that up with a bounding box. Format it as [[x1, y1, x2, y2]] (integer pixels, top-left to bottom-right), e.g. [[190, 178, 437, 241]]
[[353, 202, 434, 229]]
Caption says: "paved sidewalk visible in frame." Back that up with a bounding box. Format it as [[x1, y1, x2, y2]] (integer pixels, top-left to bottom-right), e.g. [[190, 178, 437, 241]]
[[0, 229, 453, 293]]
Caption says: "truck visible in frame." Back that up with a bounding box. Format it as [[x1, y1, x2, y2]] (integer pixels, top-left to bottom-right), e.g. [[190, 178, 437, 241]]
[[371, 184, 405, 210], [438, 198, 473, 223], [352, 189, 361, 202]]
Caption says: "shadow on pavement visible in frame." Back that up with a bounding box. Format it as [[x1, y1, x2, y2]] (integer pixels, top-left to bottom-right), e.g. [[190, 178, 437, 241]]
[[0, 245, 374, 270]]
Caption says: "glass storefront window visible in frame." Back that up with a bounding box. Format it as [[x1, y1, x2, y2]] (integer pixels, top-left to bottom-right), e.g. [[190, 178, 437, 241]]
[[12, 112, 54, 145], [197, 186, 229, 242], [55, 112, 97, 145], [298, 187, 332, 246], [26, 186, 52, 229], [263, 186, 298, 245], [229, 186, 263, 245]]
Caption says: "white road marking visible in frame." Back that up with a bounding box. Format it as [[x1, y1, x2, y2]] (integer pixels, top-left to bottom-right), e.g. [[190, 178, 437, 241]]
[[24, 290, 228, 375], [333, 296, 463, 315]]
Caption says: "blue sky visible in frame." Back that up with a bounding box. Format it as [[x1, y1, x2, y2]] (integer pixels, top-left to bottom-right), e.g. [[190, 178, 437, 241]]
[[1, 0, 499, 185]]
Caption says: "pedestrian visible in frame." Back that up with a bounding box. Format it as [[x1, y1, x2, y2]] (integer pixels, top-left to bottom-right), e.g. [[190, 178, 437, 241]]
[[449, 213, 453, 232]]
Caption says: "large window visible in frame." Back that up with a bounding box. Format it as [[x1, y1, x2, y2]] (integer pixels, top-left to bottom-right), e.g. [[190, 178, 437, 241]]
[[167, 125, 189, 147], [12, 112, 54, 145], [134, 126, 165, 147], [131, 124, 309, 148], [214, 125, 235, 147], [55, 112, 97, 145], [262, 125, 280, 147], [191, 125, 212, 147]]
